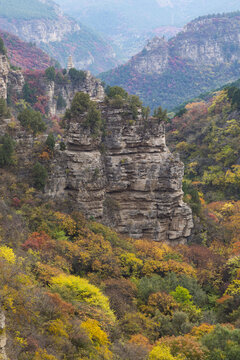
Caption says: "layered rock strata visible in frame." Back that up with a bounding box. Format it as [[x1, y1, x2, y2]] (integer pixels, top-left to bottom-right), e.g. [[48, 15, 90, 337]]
[[47, 106, 193, 244]]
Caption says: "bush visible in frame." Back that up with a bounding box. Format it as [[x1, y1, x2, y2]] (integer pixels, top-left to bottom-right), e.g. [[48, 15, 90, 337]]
[[56, 93, 66, 110], [46, 133, 55, 151], [106, 86, 128, 99], [33, 162, 48, 190], [45, 67, 56, 82], [68, 68, 86, 84], [0, 98, 10, 119], [68, 92, 91, 118], [18, 108, 46, 135], [0, 133, 15, 167], [85, 103, 103, 136], [0, 36, 6, 55], [50, 274, 115, 321]]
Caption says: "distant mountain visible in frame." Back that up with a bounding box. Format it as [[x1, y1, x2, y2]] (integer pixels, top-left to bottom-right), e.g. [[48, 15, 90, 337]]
[[0, 30, 58, 70], [100, 13, 240, 110], [0, 0, 118, 74], [55, 0, 240, 61]]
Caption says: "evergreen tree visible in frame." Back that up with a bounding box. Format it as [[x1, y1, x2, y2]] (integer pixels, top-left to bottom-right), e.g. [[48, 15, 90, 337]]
[[0, 133, 14, 167], [46, 133, 55, 151], [32, 162, 47, 190]]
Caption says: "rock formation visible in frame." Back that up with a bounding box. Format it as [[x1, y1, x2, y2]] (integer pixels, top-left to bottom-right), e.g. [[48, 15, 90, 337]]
[[46, 71, 105, 116], [0, 55, 24, 100], [47, 104, 193, 244], [0, 55, 9, 100], [0, 311, 7, 360]]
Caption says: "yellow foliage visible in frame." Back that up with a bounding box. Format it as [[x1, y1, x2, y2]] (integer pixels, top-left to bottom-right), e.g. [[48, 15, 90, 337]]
[[47, 319, 69, 338], [0, 245, 15, 264], [134, 239, 164, 260], [148, 344, 184, 360], [81, 319, 109, 346], [190, 323, 215, 338], [55, 212, 77, 236], [50, 274, 115, 321], [33, 349, 58, 360], [120, 252, 143, 276]]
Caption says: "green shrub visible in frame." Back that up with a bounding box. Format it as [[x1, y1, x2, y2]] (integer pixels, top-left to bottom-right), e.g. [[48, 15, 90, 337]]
[[45, 67, 56, 82], [45, 133, 55, 151], [0, 133, 14, 167], [0, 37, 6, 55], [0, 98, 10, 118], [18, 108, 46, 135], [56, 93, 66, 110], [33, 161, 47, 190], [68, 68, 86, 84]]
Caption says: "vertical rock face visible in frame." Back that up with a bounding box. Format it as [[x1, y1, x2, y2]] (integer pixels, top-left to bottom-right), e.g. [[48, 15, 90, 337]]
[[0, 311, 7, 360], [47, 71, 105, 116], [0, 55, 24, 100], [0, 55, 10, 100], [131, 37, 169, 75], [47, 105, 193, 244]]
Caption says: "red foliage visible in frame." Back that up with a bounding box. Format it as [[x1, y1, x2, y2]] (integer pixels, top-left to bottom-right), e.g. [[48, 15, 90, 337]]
[[22, 231, 53, 251], [0, 30, 55, 70]]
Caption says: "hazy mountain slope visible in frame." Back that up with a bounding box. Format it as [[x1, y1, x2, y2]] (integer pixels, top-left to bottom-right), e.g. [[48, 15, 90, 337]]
[[0, 30, 58, 70], [55, 0, 240, 61], [0, 0, 118, 73], [100, 13, 240, 110]]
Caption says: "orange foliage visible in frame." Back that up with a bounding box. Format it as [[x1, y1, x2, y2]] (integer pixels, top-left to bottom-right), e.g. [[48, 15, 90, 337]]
[[190, 323, 215, 338], [22, 231, 53, 251]]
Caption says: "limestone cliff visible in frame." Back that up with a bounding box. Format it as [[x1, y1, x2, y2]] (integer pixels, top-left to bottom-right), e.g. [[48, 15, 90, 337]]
[[0, 311, 7, 360], [46, 71, 105, 116], [0, 55, 9, 100], [47, 105, 193, 244], [0, 55, 24, 100]]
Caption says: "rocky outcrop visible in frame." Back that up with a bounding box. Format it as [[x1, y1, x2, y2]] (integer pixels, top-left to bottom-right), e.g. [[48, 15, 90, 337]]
[[0, 311, 7, 360], [47, 105, 193, 244], [0, 55, 10, 100], [47, 71, 105, 116], [0, 54, 24, 100], [131, 37, 169, 75], [171, 16, 240, 66]]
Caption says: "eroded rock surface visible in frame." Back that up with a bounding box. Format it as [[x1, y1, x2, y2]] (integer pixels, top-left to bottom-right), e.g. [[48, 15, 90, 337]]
[[0, 311, 7, 360], [47, 105, 193, 244]]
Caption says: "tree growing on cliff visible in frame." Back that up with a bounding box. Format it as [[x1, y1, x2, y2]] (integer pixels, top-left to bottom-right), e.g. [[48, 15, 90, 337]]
[[32, 161, 47, 190], [0, 98, 10, 119], [45, 66, 56, 82], [45, 133, 55, 151], [67, 92, 91, 118], [0, 37, 6, 55], [0, 133, 15, 167], [153, 106, 168, 123], [18, 108, 46, 135]]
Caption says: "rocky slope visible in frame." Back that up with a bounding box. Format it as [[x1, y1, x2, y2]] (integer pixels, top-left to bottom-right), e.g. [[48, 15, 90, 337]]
[[47, 105, 193, 244], [0, 311, 7, 360], [0, 0, 117, 73], [100, 12, 240, 110]]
